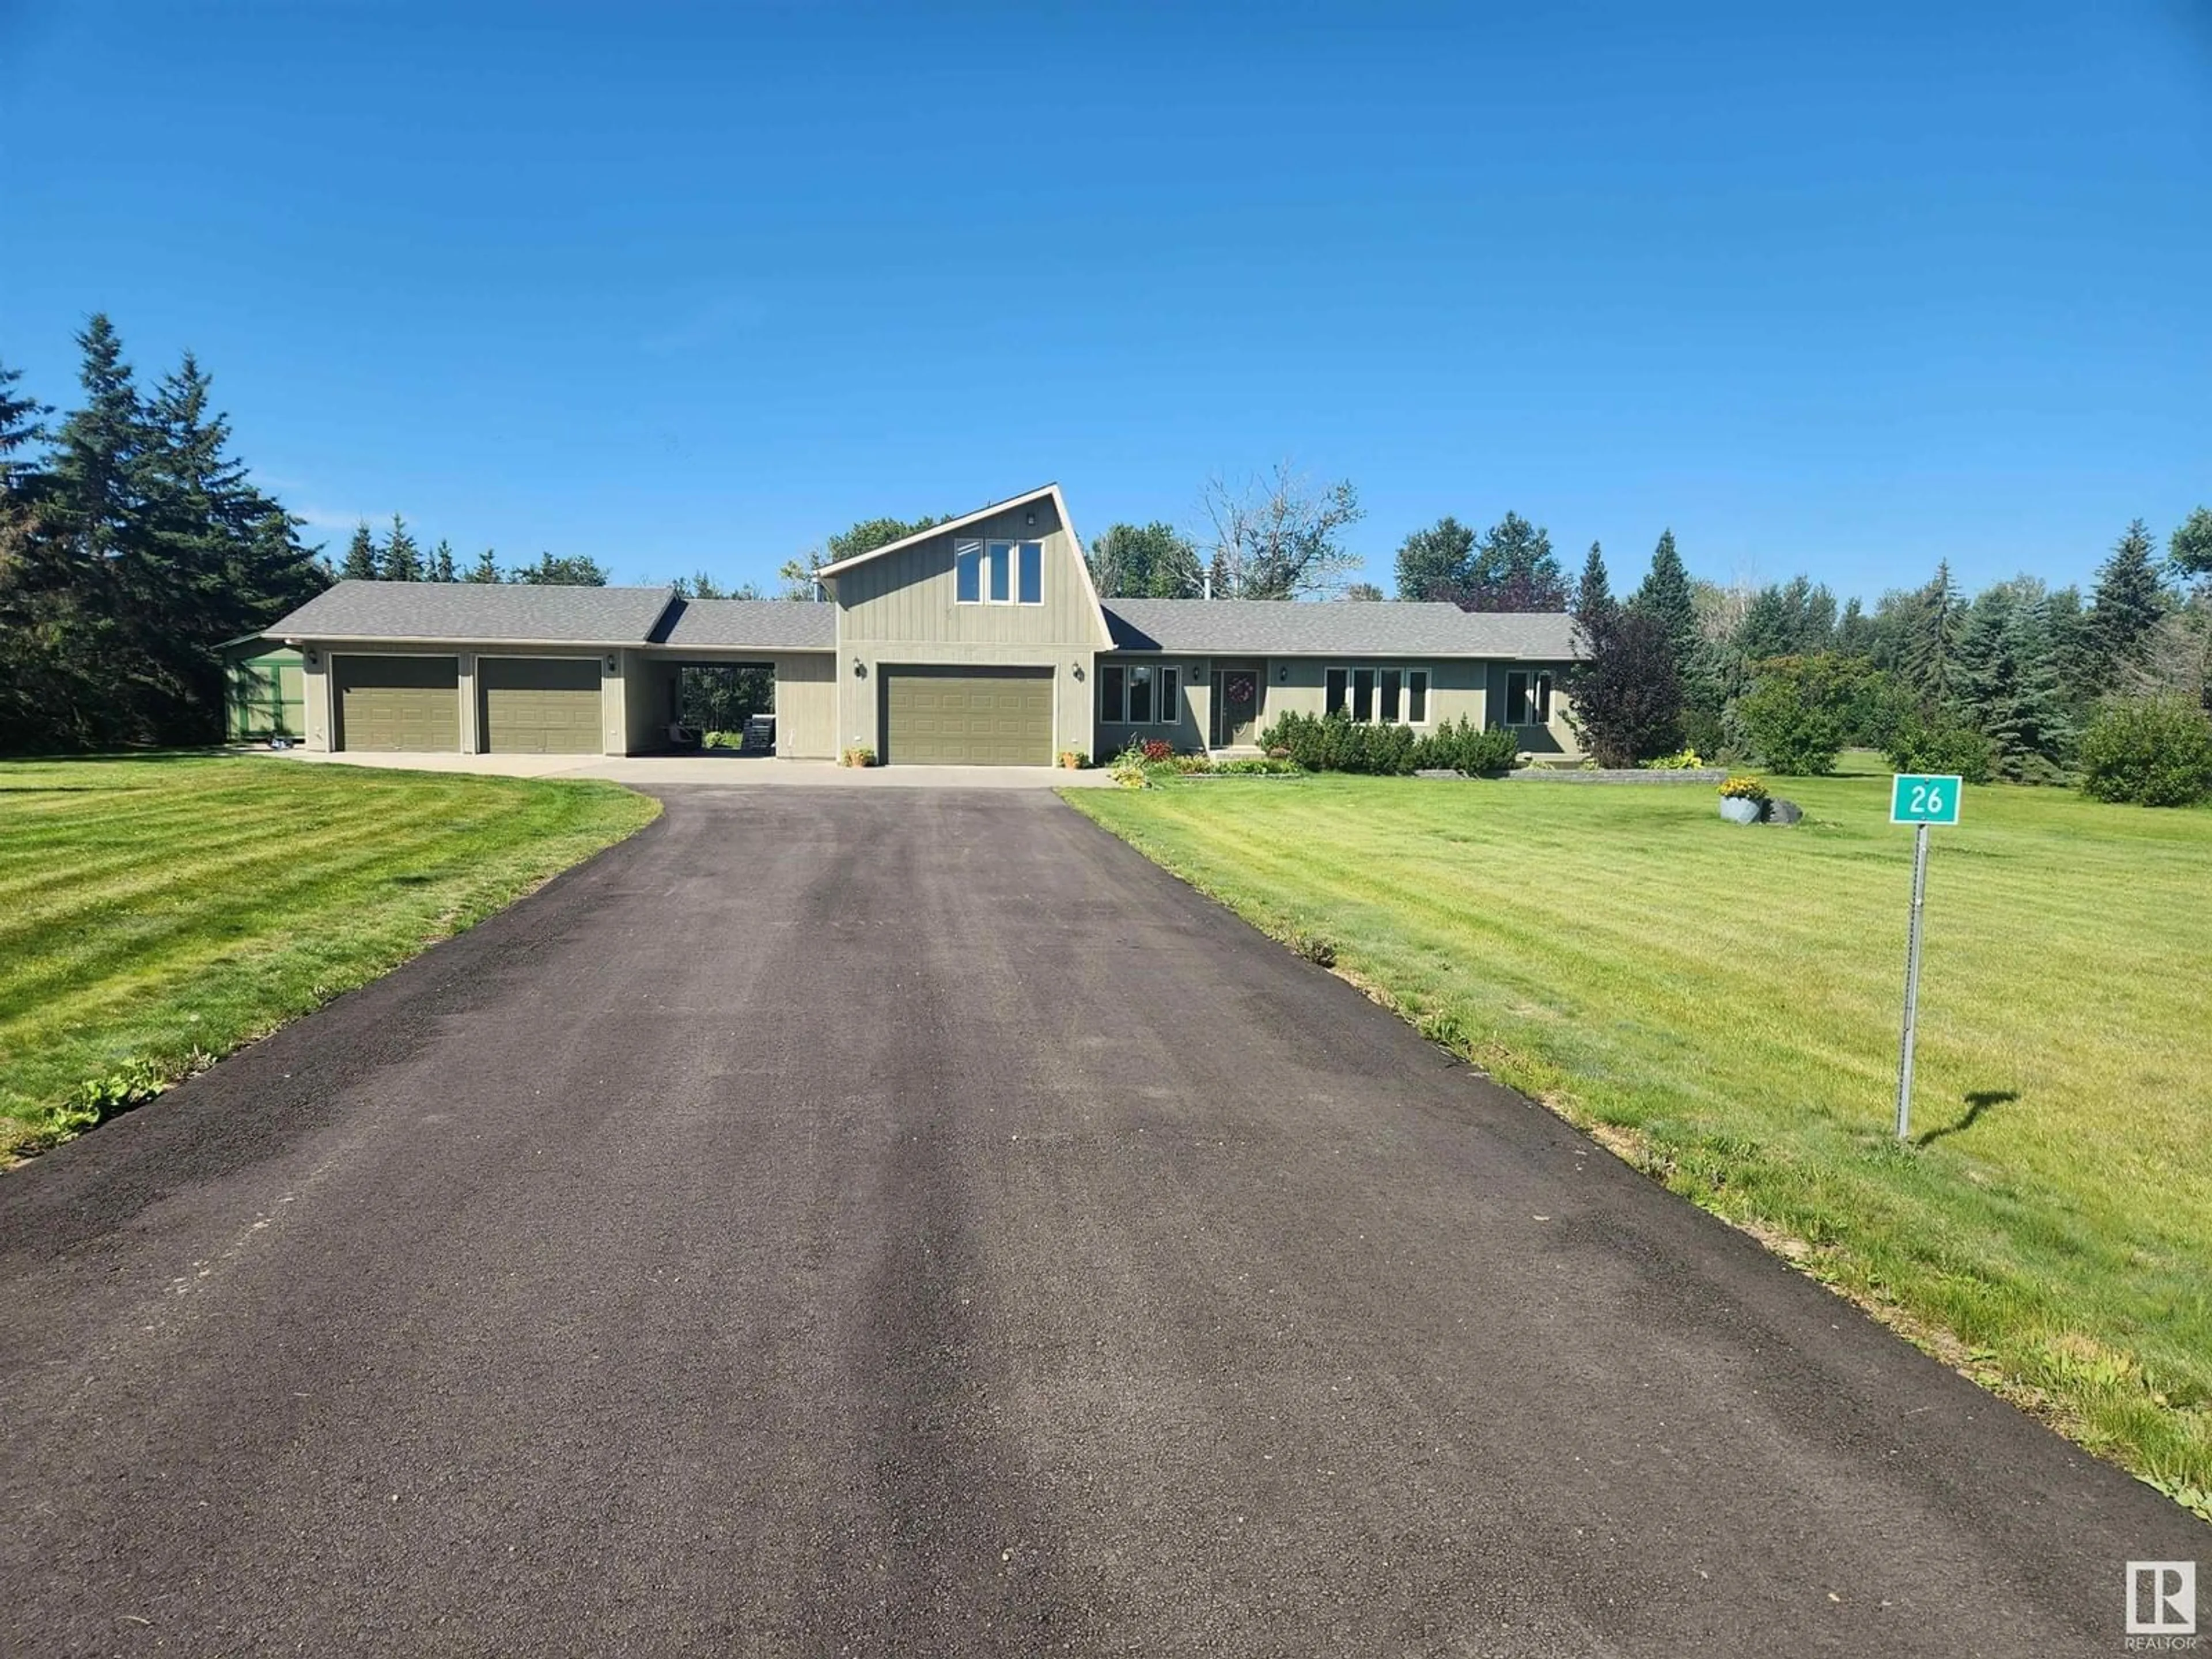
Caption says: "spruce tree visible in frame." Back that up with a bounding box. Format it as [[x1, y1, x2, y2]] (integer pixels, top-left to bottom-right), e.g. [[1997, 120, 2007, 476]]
[[1835, 597, 1877, 658], [2088, 519, 2169, 679], [1899, 560, 1963, 711], [1571, 541, 1616, 646], [464, 547, 501, 583], [46, 316, 169, 742], [429, 539, 458, 582], [1629, 529, 1698, 666], [0, 357, 50, 484], [1955, 587, 2073, 782], [340, 521, 380, 580], [380, 513, 422, 582]]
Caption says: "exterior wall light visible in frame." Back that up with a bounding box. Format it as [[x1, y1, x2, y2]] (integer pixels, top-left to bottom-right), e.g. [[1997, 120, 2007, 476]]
[[1071, 661, 1085, 680], [853, 658, 866, 678], [605, 653, 618, 672], [1278, 664, 1290, 681]]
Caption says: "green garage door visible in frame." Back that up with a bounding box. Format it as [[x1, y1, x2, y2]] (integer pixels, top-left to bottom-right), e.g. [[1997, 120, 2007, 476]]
[[335, 655, 460, 752], [880, 666, 1054, 766], [480, 657, 604, 754]]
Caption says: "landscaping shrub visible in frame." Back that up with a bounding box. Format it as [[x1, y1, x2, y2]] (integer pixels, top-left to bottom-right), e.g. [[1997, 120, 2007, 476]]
[[1411, 715, 1520, 775], [1885, 715, 1994, 785], [1734, 667, 1844, 775], [1141, 737, 1175, 763], [1641, 747, 1706, 771], [2075, 694, 2212, 806], [1261, 709, 1514, 775], [1107, 749, 1151, 789]]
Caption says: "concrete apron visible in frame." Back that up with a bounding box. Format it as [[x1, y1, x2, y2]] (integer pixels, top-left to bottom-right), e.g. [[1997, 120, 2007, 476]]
[[247, 748, 1116, 789]]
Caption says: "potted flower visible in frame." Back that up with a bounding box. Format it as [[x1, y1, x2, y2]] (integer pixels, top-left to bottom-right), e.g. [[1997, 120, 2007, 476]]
[[1057, 749, 1089, 770], [1717, 775, 1768, 824], [840, 745, 877, 768]]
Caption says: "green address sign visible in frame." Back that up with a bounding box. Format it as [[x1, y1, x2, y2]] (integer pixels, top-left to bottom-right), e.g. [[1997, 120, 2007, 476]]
[[1890, 773, 1963, 827]]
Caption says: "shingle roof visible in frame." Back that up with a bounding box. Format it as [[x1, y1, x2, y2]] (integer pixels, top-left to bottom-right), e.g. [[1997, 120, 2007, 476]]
[[1102, 599, 1579, 659], [271, 581, 677, 645], [653, 597, 835, 650]]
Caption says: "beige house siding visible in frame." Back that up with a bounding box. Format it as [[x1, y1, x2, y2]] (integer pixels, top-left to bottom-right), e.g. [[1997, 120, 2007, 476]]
[[622, 650, 668, 753], [771, 653, 836, 759], [827, 492, 1105, 759], [300, 650, 330, 749], [832, 497, 1104, 649]]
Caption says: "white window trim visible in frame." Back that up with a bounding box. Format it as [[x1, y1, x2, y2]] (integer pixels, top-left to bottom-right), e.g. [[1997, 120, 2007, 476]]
[[1100, 661, 1181, 725], [954, 537, 1045, 607], [1324, 664, 1432, 726]]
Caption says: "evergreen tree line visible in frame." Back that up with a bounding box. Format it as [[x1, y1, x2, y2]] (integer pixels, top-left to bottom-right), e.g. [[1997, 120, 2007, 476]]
[[0, 318, 330, 752], [338, 514, 610, 588], [1565, 515, 2212, 795]]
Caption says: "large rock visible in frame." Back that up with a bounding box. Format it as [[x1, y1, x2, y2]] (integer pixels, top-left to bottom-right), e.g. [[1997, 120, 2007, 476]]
[[1766, 798, 1803, 825]]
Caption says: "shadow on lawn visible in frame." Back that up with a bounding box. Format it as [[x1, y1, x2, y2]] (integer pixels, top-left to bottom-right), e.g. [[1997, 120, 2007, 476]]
[[1918, 1089, 2020, 1148]]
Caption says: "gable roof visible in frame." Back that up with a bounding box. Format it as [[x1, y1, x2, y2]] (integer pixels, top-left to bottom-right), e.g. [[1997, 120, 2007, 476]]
[[653, 597, 836, 650], [270, 581, 678, 645], [813, 480, 1116, 650], [1101, 599, 1579, 659], [812, 483, 1060, 577]]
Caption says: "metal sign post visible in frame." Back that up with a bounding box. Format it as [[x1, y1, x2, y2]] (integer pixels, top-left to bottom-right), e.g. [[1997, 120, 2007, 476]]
[[1889, 774, 1962, 1141]]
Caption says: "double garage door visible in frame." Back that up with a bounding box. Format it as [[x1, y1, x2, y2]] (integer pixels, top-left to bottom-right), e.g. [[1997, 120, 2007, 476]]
[[880, 666, 1052, 766], [333, 655, 601, 753]]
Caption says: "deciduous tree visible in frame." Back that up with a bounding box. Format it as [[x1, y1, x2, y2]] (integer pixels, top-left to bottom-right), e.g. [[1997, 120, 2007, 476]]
[[1566, 610, 1681, 766], [1089, 521, 1203, 599], [1457, 511, 1566, 611], [1393, 516, 1475, 602], [1200, 465, 1363, 600]]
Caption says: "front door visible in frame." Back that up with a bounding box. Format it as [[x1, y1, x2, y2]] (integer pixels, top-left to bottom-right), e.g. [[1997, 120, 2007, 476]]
[[1210, 668, 1260, 748]]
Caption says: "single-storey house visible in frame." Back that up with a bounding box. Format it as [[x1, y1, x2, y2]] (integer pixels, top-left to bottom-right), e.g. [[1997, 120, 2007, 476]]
[[247, 483, 1583, 764]]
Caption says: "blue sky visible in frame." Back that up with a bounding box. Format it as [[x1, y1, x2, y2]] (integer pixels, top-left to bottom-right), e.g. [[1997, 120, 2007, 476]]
[[4, 0, 2207, 600]]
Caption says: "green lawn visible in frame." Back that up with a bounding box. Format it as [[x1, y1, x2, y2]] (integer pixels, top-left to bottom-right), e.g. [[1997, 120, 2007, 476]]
[[1067, 762, 2212, 1514], [0, 756, 658, 1158]]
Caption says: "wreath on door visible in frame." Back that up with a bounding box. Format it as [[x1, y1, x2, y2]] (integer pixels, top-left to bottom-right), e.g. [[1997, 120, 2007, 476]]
[[1226, 673, 1256, 704]]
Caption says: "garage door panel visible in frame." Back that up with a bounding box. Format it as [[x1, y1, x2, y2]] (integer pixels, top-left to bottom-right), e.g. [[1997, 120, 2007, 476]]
[[481, 657, 603, 755], [335, 656, 460, 752], [881, 667, 1052, 766]]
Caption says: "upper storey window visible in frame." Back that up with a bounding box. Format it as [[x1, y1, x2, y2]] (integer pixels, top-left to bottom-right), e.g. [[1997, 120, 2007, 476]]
[[955, 539, 1043, 605]]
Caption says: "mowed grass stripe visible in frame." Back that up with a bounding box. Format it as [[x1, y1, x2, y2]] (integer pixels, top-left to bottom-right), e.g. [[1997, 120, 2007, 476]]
[[0, 796, 479, 967], [0, 790, 499, 1001], [1067, 767, 2212, 1504], [0, 774, 517, 905], [0, 757, 657, 1152]]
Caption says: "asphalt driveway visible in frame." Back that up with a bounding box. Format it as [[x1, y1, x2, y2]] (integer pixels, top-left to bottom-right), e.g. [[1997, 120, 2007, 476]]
[[0, 789, 2197, 1656]]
